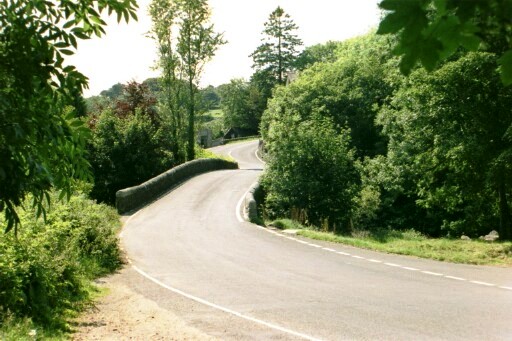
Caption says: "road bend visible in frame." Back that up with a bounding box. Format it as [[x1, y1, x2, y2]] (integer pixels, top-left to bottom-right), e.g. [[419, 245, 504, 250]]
[[121, 140, 512, 341]]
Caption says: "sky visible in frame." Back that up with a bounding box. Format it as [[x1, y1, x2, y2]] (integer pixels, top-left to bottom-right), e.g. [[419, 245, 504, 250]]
[[69, 0, 382, 97]]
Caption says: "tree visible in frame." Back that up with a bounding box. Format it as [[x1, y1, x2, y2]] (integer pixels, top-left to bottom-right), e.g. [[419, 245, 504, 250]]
[[149, 0, 187, 162], [377, 0, 512, 85], [150, 0, 225, 161], [88, 109, 175, 204], [295, 41, 342, 71], [100, 83, 124, 99], [250, 6, 303, 85], [262, 112, 359, 233], [0, 0, 137, 233], [219, 79, 260, 131], [378, 52, 512, 239], [260, 33, 397, 159], [199, 85, 220, 111], [114, 81, 158, 123], [177, 0, 225, 160]]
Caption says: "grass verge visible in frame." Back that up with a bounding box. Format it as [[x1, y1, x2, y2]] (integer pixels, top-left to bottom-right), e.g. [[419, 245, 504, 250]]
[[270, 219, 512, 266]]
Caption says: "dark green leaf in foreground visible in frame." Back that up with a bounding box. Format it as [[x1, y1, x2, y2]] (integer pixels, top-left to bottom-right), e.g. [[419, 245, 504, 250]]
[[0, 0, 138, 233]]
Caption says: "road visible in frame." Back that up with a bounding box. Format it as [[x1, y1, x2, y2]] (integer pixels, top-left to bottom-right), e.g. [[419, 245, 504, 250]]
[[122, 140, 512, 341]]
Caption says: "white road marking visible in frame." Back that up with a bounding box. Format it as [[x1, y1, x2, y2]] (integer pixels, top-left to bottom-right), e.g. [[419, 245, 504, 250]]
[[228, 144, 509, 293], [470, 280, 495, 287], [421, 271, 444, 276], [133, 266, 323, 341], [445, 276, 466, 281], [254, 148, 266, 164]]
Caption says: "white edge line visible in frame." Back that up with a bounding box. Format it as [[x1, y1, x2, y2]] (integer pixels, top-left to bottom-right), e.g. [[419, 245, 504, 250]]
[[444, 275, 466, 281], [235, 183, 257, 223], [119, 207, 144, 239], [230, 167, 506, 293], [421, 271, 444, 276], [254, 148, 266, 164], [470, 280, 495, 287], [132, 266, 322, 341]]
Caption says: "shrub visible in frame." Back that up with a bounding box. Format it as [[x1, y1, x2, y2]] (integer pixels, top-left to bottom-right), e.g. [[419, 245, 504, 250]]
[[0, 191, 121, 326], [88, 110, 175, 204], [262, 116, 360, 233]]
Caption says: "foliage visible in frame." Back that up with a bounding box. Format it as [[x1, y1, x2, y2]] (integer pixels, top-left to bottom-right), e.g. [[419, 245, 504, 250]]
[[88, 109, 175, 204], [377, 0, 512, 85], [377, 52, 512, 239], [113, 81, 158, 122], [218, 79, 260, 131], [250, 6, 303, 85], [0, 190, 121, 326], [0, 0, 137, 232], [261, 33, 398, 158], [199, 85, 221, 111], [100, 83, 124, 99], [262, 113, 359, 233], [149, 0, 225, 161], [295, 41, 342, 71]]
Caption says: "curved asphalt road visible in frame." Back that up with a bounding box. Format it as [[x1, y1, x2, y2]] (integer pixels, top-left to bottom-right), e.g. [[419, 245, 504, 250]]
[[122, 140, 512, 341]]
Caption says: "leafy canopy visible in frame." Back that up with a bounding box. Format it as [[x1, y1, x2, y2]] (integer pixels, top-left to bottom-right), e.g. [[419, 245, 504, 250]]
[[0, 0, 137, 233], [377, 0, 512, 85]]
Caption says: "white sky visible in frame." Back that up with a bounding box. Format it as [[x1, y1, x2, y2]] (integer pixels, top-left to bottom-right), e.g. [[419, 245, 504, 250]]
[[69, 0, 382, 97]]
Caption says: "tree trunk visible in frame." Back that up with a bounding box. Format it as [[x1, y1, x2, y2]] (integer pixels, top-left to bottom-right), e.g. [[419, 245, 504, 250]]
[[187, 79, 195, 160], [498, 175, 512, 240]]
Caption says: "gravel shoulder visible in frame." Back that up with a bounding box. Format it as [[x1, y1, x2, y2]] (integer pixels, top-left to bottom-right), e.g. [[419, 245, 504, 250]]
[[71, 267, 217, 341]]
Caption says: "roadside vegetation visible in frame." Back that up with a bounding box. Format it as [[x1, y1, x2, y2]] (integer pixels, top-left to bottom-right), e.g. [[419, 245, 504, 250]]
[[270, 219, 512, 266], [0, 190, 121, 339], [3, 0, 512, 337], [252, 4, 512, 265]]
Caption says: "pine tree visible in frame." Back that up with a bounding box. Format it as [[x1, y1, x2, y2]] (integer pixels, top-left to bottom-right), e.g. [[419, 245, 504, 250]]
[[250, 7, 303, 85]]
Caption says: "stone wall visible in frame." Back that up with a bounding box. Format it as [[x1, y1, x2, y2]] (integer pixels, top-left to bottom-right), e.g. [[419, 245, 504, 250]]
[[116, 158, 238, 214]]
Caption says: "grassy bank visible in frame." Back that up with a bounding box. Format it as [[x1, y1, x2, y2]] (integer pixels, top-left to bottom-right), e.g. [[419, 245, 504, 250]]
[[270, 219, 512, 266]]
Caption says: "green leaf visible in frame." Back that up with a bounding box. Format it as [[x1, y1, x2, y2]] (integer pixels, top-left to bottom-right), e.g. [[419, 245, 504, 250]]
[[377, 12, 408, 34], [63, 20, 74, 29], [60, 49, 74, 55], [498, 49, 512, 86]]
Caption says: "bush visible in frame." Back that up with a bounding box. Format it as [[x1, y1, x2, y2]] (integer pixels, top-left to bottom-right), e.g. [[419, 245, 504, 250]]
[[0, 191, 121, 326], [88, 110, 175, 204], [262, 115, 360, 233]]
